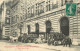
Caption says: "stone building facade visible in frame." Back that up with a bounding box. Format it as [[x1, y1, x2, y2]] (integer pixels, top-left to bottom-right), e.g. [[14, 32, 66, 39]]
[[10, 0, 27, 37], [9, 0, 80, 44], [0, 5, 2, 39], [1, 1, 11, 38]]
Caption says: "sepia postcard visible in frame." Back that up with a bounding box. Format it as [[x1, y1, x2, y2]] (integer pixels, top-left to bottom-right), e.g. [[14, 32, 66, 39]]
[[0, 0, 80, 51]]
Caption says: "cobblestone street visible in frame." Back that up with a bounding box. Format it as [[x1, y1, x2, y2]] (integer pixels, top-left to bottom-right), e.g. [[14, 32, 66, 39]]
[[0, 40, 80, 51]]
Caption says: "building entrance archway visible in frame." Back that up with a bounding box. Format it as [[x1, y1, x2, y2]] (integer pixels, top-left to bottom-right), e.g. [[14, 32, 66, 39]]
[[60, 17, 69, 36], [0, 29, 2, 39], [35, 23, 39, 37], [45, 20, 52, 39], [27, 25, 30, 34]]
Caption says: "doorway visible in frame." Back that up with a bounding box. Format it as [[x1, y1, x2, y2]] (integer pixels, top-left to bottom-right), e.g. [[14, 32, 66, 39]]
[[60, 17, 69, 36], [27, 25, 30, 34], [35, 23, 39, 37], [45, 20, 51, 39], [0, 29, 2, 39]]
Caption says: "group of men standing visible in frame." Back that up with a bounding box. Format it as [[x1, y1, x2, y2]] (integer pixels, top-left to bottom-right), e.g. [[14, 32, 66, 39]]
[[63, 36, 72, 47]]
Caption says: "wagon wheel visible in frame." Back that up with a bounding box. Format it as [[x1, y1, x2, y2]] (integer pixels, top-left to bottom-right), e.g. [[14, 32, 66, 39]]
[[54, 41, 59, 46]]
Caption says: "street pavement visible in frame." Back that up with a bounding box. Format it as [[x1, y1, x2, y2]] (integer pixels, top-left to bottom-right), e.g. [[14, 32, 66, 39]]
[[0, 40, 80, 51], [0, 40, 57, 51]]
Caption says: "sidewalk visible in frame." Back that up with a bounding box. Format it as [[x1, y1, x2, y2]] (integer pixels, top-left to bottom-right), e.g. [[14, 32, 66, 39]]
[[26, 43, 80, 51], [0, 40, 80, 51]]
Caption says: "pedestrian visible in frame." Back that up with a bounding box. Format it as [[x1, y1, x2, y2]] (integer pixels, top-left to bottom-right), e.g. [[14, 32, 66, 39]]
[[62, 38, 67, 47], [48, 37, 51, 45], [67, 37, 72, 47]]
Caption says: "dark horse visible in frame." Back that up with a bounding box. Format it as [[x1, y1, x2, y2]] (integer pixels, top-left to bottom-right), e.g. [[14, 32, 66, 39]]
[[63, 36, 72, 47]]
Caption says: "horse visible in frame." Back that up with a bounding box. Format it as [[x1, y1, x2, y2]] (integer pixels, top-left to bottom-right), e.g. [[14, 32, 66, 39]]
[[63, 36, 72, 47], [9, 36, 18, 43]]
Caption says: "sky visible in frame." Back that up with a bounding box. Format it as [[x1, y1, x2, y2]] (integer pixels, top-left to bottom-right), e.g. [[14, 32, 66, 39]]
[[0, 0, 3, 5]]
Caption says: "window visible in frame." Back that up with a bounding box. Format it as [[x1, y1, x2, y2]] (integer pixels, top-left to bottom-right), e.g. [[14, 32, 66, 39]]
[[11, 17, 13, 24], [16, 15, 17, 22], [52, 1, 58, 9], [61, 0, 64, 6], [6, 10, 10, 15], [28, 7, 31, 17], [5, 18, 10, 24], [35, 3, 39, 15], [65, 0, 67, 3], [31, 5, 34, 17], [46, 2, 48, 11], [65, 0, 73, 4], [39, 1, 45, 14], [46, 0, 51, 11]]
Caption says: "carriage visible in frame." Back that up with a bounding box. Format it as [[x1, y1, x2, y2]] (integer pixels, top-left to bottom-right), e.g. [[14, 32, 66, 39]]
[[47, 32, 65, 46], [9, 36, 18, 42]]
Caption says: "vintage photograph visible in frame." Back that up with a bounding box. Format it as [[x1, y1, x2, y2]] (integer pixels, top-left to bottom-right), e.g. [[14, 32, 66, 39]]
[[0, 0, 80, 51]]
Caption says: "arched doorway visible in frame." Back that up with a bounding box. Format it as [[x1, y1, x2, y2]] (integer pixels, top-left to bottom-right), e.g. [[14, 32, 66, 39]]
[[35, 23, 39, 37], [0, 29, 2, 39], [45, 20, 52, 39], [27, 25, 30, 34], [60, 17, 69, 36]]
